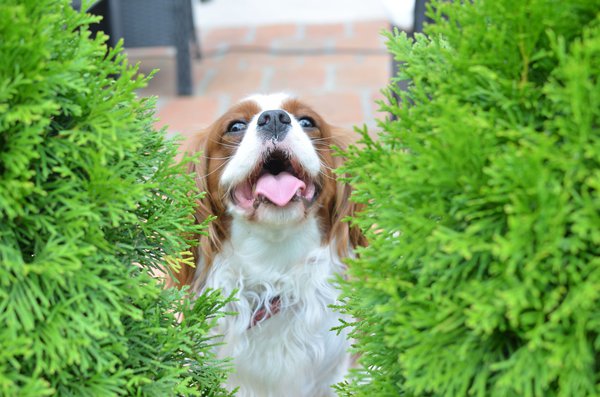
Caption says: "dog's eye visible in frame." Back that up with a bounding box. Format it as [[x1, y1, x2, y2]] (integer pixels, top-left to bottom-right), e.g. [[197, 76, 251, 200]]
[[227, 121, 247, 134], [298, 117, 315, 129]]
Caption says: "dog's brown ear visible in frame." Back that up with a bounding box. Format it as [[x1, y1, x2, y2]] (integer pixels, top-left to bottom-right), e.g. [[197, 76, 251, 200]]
[[328, 129, 367, 257], [167, 131, 212, 289]]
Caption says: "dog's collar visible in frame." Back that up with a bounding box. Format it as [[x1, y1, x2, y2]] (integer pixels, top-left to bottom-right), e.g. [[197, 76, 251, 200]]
[[249, 296, 281, 329]]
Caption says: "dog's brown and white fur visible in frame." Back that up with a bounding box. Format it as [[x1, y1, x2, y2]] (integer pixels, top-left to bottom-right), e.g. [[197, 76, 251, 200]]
[[172, 93, 365, 397]]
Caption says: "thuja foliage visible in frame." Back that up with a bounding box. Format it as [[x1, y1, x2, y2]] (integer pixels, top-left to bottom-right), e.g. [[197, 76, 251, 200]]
[[339, 0, 600, 396], [0, 0, 231, 395]]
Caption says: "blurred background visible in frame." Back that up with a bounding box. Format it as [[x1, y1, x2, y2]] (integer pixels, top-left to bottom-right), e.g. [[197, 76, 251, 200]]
[[79, 0, 422, 138]]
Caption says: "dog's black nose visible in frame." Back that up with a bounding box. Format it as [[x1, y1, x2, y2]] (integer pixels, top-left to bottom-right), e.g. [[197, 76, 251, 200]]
[[257, 110, 291, 141]]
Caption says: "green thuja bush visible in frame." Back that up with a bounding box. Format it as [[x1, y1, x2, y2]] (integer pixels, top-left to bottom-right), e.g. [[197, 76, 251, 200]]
[[339, 0, 600, 396], [0, 0, 231, 395]]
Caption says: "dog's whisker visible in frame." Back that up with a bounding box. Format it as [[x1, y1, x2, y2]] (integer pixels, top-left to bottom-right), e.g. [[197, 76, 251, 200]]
[[220, 142, 240, 147], [201, 160, 230, 178], [206, 155, 234, 160], [310, 134, 351, 142], [318, 171, 337, 181], [318, 160, 337, 172]]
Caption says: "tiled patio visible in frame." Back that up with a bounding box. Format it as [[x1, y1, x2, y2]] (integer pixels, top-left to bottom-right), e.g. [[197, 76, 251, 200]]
[[127, 19, 394, 140]]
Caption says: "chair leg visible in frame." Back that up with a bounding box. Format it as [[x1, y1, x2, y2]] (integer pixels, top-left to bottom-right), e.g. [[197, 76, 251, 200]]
[[186, 0, 202, 59], [192, 29, 202, 59], [175, 0, 193, 95]]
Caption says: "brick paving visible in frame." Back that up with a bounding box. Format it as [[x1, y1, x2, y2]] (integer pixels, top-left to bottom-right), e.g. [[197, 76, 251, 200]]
[[128, 20, 393, 139]]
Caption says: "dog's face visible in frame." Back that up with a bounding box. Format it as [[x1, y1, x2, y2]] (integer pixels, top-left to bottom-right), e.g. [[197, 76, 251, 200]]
[[210, 93, 332, 225], [174, 93, 364, 286]]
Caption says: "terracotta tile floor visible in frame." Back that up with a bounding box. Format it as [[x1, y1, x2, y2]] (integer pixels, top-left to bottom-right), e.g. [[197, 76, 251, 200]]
[[127, 20, 393, 140]]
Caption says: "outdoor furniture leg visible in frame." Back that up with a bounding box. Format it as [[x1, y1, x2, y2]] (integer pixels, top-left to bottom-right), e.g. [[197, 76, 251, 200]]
[[175, 0, 192, 95]]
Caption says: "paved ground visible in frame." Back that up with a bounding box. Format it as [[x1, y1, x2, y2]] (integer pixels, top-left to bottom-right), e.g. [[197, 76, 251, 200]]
[[128, 19, 397, 139]]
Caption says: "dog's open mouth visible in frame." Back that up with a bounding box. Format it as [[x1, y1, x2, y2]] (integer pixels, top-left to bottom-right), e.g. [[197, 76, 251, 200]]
[[232, 150, 318, 209]]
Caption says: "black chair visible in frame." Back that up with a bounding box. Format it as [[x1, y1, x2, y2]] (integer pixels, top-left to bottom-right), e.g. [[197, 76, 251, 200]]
[[413, 0, 430, 34], [74, 0, 200, 96], [390, 0, 431, 114]]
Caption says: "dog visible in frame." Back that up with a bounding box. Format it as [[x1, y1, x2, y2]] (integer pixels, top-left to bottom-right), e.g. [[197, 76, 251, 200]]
[[172, 93, 365, 397]]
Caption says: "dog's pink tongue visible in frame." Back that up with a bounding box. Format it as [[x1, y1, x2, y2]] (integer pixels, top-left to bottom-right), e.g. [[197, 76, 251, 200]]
[[255, 172, 306, 207]]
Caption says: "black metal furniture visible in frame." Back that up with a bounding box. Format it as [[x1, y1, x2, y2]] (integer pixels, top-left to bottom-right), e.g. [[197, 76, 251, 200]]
[[390, 0, 430, 114], [74, 0, 200, 96]]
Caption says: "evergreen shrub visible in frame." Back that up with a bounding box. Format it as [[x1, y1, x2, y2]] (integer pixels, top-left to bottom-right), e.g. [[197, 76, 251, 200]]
[[0, 0, 230, 395], [339, 0, 600, 395]]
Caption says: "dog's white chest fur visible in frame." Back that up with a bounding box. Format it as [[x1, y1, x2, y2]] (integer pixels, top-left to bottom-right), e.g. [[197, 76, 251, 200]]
[[200, 216, 351, 397]]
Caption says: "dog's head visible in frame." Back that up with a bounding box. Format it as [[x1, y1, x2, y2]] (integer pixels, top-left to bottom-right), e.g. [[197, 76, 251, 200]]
[[173, 93, 365, 286]]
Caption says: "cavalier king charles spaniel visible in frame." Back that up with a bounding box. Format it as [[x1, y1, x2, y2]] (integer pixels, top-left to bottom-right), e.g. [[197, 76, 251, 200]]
[[172, 93, 365, 397]]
